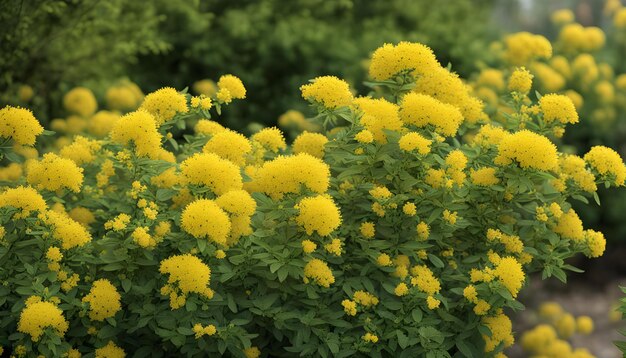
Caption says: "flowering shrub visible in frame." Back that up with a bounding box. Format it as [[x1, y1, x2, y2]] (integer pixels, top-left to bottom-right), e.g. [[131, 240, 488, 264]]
[[0, 40, 624, 357], [470, 3, 626, 242]]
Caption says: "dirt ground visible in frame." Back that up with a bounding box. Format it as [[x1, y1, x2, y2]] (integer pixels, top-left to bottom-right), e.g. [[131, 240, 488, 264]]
[[507, 253, 626, 358]]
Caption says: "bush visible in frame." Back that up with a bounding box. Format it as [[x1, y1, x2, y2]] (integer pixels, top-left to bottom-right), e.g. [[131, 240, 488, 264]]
[[0, 41, 623, 357], [131, 0, 497, 131], [469, 5, 626, 242]]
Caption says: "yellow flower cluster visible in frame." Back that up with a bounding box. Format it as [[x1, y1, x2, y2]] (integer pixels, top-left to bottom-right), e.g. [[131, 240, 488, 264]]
[[539, 94, 579, 124], [110, 110, 162, 158], [558, 155, 597, 192], [139, 87, 188, 125], [583, 145, 626, 185], [399, 92, 463, 137], [494, 130, 558, 171], [95, 341, 125, 358], [249, 153, 330, 200], [303, 258, 334, 287], [552, 209, 584, 241], [203, 130, 252, 166], [482, 313, 514, 352], [368, 41, 440, 80], [159, 254, 213, 309], [82, 279, 122, 321], [470, 167, 500, 186], [300, 76, 353, 109], [27, 153, 84, 192], [292, 132, 328, 158], [0, 106, 44, 145], [557, 23, 606, 54], [251, 127, 286, 153], [295, 195, 341, 236], [353, 290, 379, 307], [59, 136, 102, 165], [503, 32, 553, 65], [360, 221, 375, 238], [42, 210, 92, 250], [106, 81, 144, 111], [352, 97, 403, 143], [493, 256, 525, 298], [193, 323, 217, 339], [181, 199, 231, 245], [181, 153, 243, 195], [398, 132, 431, 154], [217, 74, 247, 102], [63, 87, 97, 117], [18, 298, 69, 342], [0, 186, 47, 218]]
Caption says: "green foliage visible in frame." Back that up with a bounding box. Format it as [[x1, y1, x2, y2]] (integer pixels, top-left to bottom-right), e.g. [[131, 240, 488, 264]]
[[131, 0, 497, 130], [0, 0, 168, 123]]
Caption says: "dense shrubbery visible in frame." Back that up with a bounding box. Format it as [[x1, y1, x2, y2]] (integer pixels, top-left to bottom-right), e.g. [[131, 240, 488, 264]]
[[0, 38, 624, 357], [469, 3, 626, 242], [0, 0, 497, 132]]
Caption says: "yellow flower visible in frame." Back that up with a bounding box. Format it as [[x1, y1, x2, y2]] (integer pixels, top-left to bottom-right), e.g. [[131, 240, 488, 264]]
[[203, 130, 252, 166], [46, 247, 63, 262], [293, 132, 328, 159], [584, 145, 626, 186], [494, 130, 558, 171], [494, 256, 525, 298], [82, 279, 121, 321], [503, 32, 552, 65], [368, 41, 439, 81], [301, 239, 317, 253], [215, 190, 256, 217], [252, 127, 286, 153], [243, 347, 261, 358], [539, 94, 578, 124], [304, 259, 335, 287], [193, 79, 217, 96], [398, 132, 432, 154], [159, 254, 213, 307], [354, 290, 379, 306], [553, 209, 584, 241], [18, 298, 69, 342], [181, 153, 243, 195], [249, 153, 330, 200], [181, 199, 231, 245], [324, 238, 343, 256], [508, 67, 533, 94], [395, 283, 409, 296], [400, 93, 463, 137], [0, 106, 44, 146], [360, 222, 375, 238], [110, 110, 162, 158], [583, 229, 606, 258], [426, 295, 441, 309], [556, 313, 576, 339], [139, 87, 188, 125], [294, 195, 341, 236], [576, 316, 593, 335], [470, 167, 500, 186], [362, 332, 379, 343], [27, 153, 84, 192], [477, 69, 505, 91], [402, 202, 417, 216], [63, 87, 97, 117], [410, 265, 441, 295], [0, 186, 47, 218], [195, 120, 226, 136], [353, 97, 403, 143], [95, 341, 125, 358], [350, 129, 373, 145], [42, 211, 92, 250], [300, 75, 353, 109], [416, 222, 429, 240], [463, 285, 478, 303], [342, 299, 357, 316], [217, 74, 246, 99], [481, 313, 514, 352], [376, 253, 392, 267]]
